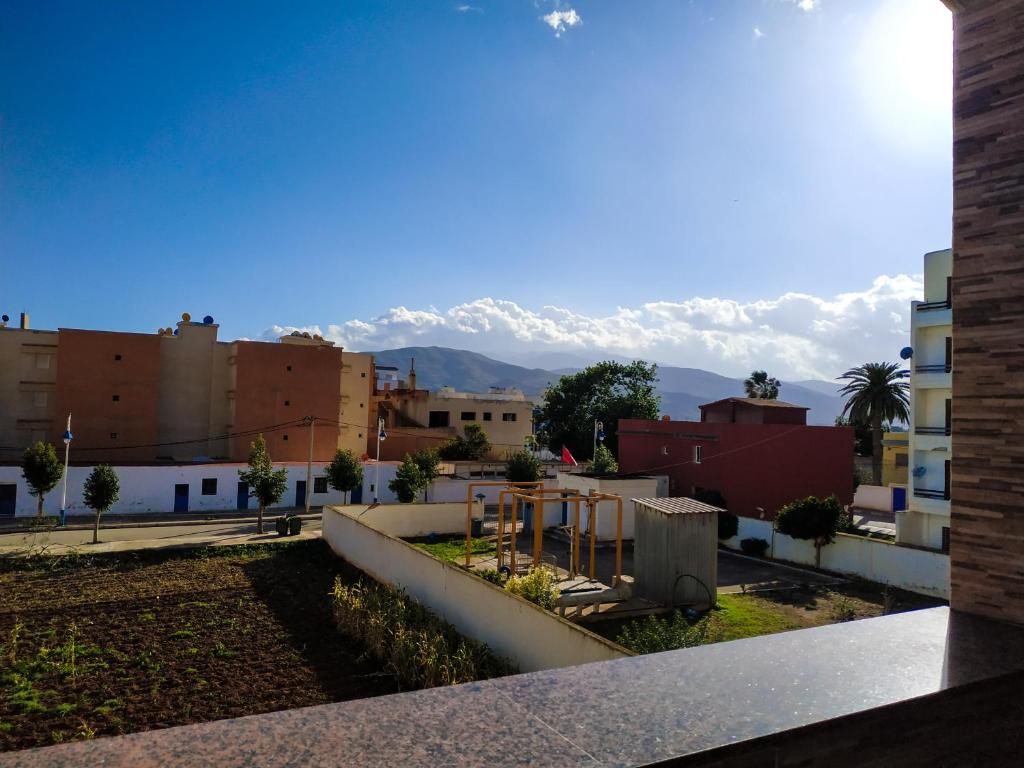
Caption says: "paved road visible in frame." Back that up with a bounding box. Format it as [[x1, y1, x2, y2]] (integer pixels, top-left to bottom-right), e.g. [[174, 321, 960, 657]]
[[0, 518, 323, 555]]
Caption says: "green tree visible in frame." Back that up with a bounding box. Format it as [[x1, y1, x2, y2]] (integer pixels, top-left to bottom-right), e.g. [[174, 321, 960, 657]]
[[238, 435, 288, 534], [838, 362, 910, 485], [589, 443, 619, 475], [775, 495, 846, 567], [693, 489, 736, 539], [537, 361, 659, 460], [389, 454, 426, 503], [83, 464, 119, 545], [325, 449, 364, 504], [743, 370, 781, 399], [439, 423, 491, 461], [411, 448, 442, 501], [834, 415, 876, 457], [21, 442, 64, 518], [505, 450, 543, 483]]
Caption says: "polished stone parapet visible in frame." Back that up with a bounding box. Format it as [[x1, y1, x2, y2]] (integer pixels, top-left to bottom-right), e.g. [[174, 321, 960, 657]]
[[2, 607, 1023, 767]]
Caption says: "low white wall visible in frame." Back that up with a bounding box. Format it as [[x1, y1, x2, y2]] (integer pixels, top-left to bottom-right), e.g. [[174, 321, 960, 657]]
[[853, 485, 894, 513], [723, 516, 949, 599], [354, 502, 468, 537], [554, 473, 666, 540], [0, 463, 343, 517], [322, 505, 629, 672]]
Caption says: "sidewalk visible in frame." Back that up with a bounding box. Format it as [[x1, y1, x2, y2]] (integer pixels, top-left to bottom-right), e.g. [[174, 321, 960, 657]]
[[0, 506, 322, 532]]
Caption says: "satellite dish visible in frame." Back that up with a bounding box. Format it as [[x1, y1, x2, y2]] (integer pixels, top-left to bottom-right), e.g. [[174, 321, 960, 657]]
[[912, 466, 926, 478], [203, 315, 214, 325], [181, 312, 191, 323], [1, 314, 8, 322], [900, 346, 913, 360]]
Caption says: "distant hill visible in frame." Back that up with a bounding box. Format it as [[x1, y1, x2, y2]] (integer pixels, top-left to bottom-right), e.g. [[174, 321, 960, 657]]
[[368, 346, 844, 425]]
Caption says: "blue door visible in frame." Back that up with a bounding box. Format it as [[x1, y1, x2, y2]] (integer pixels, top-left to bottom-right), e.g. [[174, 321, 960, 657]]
[[295, 480, 306, 509], [173, 484, 189, 513], [237, 481, 249, 510], [0, 484, 15, 517], [350, 484, 363, 504], [892, 486, 907, 512]]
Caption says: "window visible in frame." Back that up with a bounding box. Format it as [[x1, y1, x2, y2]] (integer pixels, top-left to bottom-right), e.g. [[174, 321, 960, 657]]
[[110, 432, 118, 439], [314, 477, 328, 494], [201, 478, 217, 496], [460, 411, 476, 421], [694, 445, 703, 464], [483, 412, 492, 422], [662, 445, 669, 456], [114, 354, 122, 361], [283, 434, 289, 441], [895, 453, 909, 468], [286, 365, 292, 372], [502, 412, 517, 422], [33, 391, 47, 407], [112, 394, 120, 402], [284, 400, 290, 406], [361, 372, 366, 378], [428, 411, 450, 428], [35, 354, 50, 370], [941, 526, 951, 553]]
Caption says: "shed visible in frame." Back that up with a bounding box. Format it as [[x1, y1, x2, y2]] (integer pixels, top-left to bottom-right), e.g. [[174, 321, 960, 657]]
[[632, 497, 721, 608]]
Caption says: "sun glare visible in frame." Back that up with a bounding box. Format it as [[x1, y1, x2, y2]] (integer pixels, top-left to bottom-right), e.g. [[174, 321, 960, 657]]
[[855, 0, 953, 151]]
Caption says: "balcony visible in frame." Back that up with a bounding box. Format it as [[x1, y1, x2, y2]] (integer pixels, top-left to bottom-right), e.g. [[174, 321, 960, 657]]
[[913, 363, 952, 390], [915, 426, 950, 436], [914, 487, 949, 500], [914, 425, 951, 452], [917, 298, 951, 311]]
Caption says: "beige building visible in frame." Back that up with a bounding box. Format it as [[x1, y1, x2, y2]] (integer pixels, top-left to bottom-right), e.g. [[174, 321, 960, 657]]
[[0, 314, 59, 454]]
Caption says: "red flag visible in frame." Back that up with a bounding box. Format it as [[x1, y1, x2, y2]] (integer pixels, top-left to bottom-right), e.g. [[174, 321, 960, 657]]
[[561, 446, 578, 466]]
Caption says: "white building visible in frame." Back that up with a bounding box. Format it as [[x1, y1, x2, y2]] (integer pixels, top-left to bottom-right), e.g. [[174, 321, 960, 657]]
[[898, 248, 952, 551]]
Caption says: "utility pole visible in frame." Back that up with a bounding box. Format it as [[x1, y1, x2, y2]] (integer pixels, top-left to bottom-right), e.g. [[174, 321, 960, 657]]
[[374, 417, 386, 503], [305, 416, 315, 516], [60, 413, 72, 527]]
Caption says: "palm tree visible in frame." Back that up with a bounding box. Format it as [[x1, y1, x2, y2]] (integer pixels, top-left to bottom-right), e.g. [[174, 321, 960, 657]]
[[743, 370, 781, 399], [838, 362, 910, 485]]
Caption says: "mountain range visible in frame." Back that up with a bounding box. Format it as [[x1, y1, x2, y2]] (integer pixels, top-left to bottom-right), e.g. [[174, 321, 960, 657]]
[[369, 346, 846, 426]]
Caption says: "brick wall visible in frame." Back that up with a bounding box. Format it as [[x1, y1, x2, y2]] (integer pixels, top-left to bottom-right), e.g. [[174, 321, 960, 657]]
[[949, 0, 1024, 624]]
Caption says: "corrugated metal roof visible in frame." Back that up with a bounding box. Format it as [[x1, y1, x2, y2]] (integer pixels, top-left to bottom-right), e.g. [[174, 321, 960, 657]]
[[631, 497, 723, 515]]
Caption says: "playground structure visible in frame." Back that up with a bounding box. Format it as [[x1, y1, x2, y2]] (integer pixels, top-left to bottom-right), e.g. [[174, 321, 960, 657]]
[[463, 481, 625, 588]]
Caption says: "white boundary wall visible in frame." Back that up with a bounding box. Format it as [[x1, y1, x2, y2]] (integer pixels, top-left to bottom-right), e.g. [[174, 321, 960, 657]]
[[722, 516, 949, 599], [350, 503, 467, 537], [853, 485, 895, 513], [322, 505, 629, 672], [0, 462, 343, 517]]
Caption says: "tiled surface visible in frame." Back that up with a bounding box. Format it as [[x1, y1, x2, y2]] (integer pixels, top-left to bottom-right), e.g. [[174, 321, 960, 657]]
[[4, 607, 1023, 768]]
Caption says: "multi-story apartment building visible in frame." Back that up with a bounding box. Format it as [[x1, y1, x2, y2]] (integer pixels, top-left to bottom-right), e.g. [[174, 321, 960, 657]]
[[899, 248, 953, 551], [0, 313, 374, 465]]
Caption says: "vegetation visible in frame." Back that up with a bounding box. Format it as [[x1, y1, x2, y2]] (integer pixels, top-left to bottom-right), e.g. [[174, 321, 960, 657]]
[[693, 489, 734, 538], [616, 610, 719, 654], [411, 448, 442, 501], [21, 442, 64, 518], [238, 435, 288, 534], [838, 362, 910, 484], [325, 449, 363, 503], [505, 449, 543, 483], [438, 423, 491, 461], [413, 536, 496, 563], [504, 568, 559, 610], [82, 465, 120, 545], [331, 579, 514, 689], [834, 415, 877, 457], [740, 537, 769, 557], [743, 370, 781, 399], [389, 454, 426, 503], [536, 360, 659, 460], [589, 443, 619, 475], [775, 495, 847, 567]]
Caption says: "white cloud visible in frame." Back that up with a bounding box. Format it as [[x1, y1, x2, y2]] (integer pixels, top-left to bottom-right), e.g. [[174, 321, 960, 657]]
[[262, 275, 922, 381], [456, 4, 482, 13], [753, 27, 765, 39], [790, 0, 820, 11], [542, 8, 581, 37]]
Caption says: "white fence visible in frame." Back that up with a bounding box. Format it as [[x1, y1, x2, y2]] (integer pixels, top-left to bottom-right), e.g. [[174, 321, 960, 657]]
[[723, 517, 949, 599], [322, 504, 629, 672], [853, 484, 896, 513]]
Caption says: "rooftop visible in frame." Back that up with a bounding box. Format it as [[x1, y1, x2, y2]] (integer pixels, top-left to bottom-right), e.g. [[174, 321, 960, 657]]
[[632, 497, 724, 515], [699, 397, 809, 410]]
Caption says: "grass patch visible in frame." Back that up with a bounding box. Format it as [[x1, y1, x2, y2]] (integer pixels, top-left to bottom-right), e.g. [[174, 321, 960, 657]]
[[712, 593, 805, 641], [412, 536, 495, 563]]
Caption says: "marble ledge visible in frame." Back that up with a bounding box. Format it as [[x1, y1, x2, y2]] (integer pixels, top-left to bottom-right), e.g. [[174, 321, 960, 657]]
[[2, 607, 1023, 768]]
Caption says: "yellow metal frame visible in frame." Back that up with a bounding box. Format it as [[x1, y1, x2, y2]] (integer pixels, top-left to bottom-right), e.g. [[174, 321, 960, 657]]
[[465, 481, 543, 567]]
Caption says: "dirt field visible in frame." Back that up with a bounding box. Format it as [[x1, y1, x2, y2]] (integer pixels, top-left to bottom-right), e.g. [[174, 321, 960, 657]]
[[0, 540, 396, 751]]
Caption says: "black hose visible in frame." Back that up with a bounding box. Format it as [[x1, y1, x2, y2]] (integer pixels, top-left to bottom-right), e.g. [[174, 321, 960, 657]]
[[671, 572, 715, 609]]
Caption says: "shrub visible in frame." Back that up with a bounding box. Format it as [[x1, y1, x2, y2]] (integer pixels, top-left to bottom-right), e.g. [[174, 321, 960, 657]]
[[589, 444, 618, 475], [331, 578, 513, 689], [504, 568, 559, 610], [775, 494, 845, 567], [740, 537, 769, 557], [505, 450, 543, 483], [718, 512, 739, 540], [476, 568, 505, 585], [616, 610, 720, 654], [438, 424, 491, 461]]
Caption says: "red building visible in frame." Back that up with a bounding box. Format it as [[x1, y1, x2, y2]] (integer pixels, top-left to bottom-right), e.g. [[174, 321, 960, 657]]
[[618, 398, 854, 520]]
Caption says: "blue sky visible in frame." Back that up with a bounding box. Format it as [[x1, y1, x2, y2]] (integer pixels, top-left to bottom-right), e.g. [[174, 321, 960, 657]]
[[1, 1, 953, 379]]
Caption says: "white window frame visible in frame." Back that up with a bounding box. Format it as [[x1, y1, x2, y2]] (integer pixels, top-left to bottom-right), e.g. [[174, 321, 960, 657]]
[[694, 445, 702, 464]]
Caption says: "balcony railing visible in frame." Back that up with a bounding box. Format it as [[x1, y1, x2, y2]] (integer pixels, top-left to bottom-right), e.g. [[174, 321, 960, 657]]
[[917, 298, 951, 311], [914, 487, 949, 500], [916, 426, 951, 436], [916, 363, 952, 374]]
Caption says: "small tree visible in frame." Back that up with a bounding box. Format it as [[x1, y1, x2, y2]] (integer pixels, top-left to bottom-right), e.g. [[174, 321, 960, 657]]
[[411, 448, 441, 501], [83, 464, 119, 544], [743, 370, 781, 399], [389, 454, 426, 503], [775, 495, 845, 567], [505, 450, 543, 483], [239, 435, 288, 534], [325, 449, 363, 504], [21, 442, 64, 518], [589, 443, 619, 475], [439, 424, 491, 461]]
